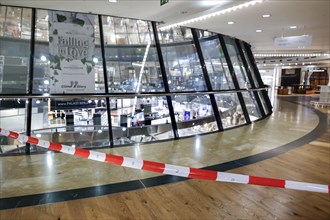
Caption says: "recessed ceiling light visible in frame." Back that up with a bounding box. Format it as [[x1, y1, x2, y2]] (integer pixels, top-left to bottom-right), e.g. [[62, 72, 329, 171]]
[[109, 0, 117, 2], [256, 29, 262, 32], [228, 21, 235, 24], [262, 14, 271, 18], [290, 26, 297, 29]]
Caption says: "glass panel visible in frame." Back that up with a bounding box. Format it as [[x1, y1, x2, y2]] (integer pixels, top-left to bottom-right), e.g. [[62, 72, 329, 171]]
[[21, 9, 32, 40], [114, 17, 128, 45], [156, 28, 206, 92], [137, 20, 153, 44], [215, 93, 246, 128], [4, 7, 22, 38], [198, 31, 235, 90], [30, 97, 110, 151], [158, 26, 193, 43], [0, 6, 5, 36], [0, 7, 31, 94], [242, 91, 262, 121], [102, 16, 116, 45], [258, 91, 270, 115], [162, 44, 207, 92], [224, 36, 251, 89], [0, 98, 27, 154], [112, 96, 173, 146], [102, 16, 161, 93], [172, 95, 218, 137], [33, 10, 105, 94], [240, 41, 259, 87]]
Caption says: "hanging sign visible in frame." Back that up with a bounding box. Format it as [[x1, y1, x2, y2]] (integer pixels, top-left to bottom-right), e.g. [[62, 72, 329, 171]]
[[274, 35, 312, 48], [48, 12, 95, 93]]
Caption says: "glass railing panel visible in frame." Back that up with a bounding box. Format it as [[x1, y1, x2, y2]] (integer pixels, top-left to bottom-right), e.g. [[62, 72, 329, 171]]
[[112, 96, 173, 145], [30, 97, 110, 150], [241, 91, 263, 121], [0, 98, 27, 154], [214, 93, 247, 128], [172, 94, 218, 137], [258, 90, 270, 115]]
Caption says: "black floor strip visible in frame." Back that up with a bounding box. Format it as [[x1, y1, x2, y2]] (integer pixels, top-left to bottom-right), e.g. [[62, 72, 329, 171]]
[[0, 97, 328, 210]]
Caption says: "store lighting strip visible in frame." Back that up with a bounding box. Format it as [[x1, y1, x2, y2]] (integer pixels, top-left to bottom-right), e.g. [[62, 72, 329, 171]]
[[159, 0, 264, 30], [254, 53, 330, 57], [0, 128, 329, 194]]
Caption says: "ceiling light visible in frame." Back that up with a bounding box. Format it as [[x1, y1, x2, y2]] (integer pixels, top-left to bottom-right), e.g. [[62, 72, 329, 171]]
[[256, 29, 262, 32], [108, 0, 117, 2], [228, 21, 235, 25], [262, 14, 271, 18], [290, 26, 297, 29]]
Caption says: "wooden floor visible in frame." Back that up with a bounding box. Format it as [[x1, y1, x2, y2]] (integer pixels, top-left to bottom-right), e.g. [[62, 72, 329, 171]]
[[1, 118, 329, 219]]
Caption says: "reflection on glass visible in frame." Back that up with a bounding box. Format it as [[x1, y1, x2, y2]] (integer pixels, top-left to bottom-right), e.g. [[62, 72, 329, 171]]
[[103, 17, 153, 45], [0, 98, 27, 153], [242, 92, 262, 121], [0, 6, 31, 94], [31, 98, 110, 149], [199, 31, 235, 90], [215, 93, 246, 128], [103, 17, 163, 93], [158, 26, 193, 43], [240, 41, 259, 87], [224, 36, 251, 89], [111, 96, 173, 145], [172, 95, 218, 137], [258, 91, 270, 115], [157, 25, 207, 92], [161, 46, 207, 91], [0, 6, 5, 36]]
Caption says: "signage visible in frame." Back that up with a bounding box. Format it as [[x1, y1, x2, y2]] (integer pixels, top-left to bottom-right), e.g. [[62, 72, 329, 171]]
[[161, 0, 169, 6], [50, 100, 96, 110], [48, 12, 95, 93], [274, 35, 312, 48]]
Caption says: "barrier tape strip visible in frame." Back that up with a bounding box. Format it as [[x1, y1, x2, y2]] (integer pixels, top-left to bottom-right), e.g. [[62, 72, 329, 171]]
[[0, 128, 329, 194]]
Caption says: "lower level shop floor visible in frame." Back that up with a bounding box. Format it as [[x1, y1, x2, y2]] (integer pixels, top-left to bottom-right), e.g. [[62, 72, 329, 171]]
[[0, 95, 329, 219]]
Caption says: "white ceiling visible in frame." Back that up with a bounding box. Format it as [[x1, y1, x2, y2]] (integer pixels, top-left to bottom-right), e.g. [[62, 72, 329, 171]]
[[1, 0, 329, 54]]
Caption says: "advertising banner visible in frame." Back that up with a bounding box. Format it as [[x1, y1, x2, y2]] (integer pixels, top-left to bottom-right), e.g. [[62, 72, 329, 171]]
[[48, 12, 95, 93], [274, 35, 312, 48]]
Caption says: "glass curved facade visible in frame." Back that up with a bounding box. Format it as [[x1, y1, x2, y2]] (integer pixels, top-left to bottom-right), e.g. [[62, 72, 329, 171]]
[[0, 5, 272, 154]]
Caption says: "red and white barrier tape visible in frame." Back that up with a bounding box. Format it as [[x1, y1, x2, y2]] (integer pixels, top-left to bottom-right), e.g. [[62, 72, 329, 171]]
[[0, 128, 329, 194]]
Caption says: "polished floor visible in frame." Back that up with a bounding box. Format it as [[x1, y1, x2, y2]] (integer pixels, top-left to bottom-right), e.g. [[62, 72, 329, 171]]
[[0, 95, 329, 219]]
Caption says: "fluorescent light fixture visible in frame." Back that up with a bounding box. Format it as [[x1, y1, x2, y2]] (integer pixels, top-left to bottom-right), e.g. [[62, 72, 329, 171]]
[[290, 26, 297, 29], [256, 29, 262, 32], [262, 14, 271, 18], [160, 0, 263, 30], [109, 0, 117, 2], [227, 21, 235, 24]]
